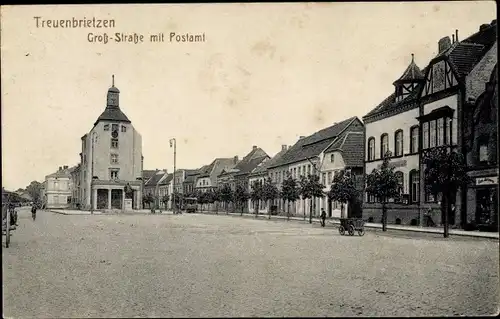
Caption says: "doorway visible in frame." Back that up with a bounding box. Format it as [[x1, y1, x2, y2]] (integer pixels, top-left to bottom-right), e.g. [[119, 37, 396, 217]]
[[476, 187, 498, 226], [111, 189, 123, 209]]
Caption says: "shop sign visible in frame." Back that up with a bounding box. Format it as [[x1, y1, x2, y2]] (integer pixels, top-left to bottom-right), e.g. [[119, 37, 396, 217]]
[[377, 160, 407, 169], [476, 176, 498, 186]]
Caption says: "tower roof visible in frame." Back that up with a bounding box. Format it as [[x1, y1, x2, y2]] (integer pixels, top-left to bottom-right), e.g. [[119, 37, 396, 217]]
[[393, 54, 425, 85], [94, 75, 131, 126]]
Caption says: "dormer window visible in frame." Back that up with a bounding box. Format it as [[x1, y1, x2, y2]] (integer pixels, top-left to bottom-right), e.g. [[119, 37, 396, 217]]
[[104, 124, 110, 131], [112, 124, 119, 132], [121, 125, 127, 132], [330, 154, 335, 163]]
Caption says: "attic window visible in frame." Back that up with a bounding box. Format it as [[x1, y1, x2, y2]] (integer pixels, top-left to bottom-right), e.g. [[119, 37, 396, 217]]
[[330, 154, 335, 163], [104, 124, 110, 131], [121, 125, 127, 132]]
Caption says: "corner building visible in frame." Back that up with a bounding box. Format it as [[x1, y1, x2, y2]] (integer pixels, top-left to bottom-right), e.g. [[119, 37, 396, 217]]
[[79, 77, 143, 210]]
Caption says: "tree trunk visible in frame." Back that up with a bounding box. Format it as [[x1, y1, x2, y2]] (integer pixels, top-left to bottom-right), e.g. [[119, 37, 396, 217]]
[[443, 193, 449, 238], [240, 201, 243, 216], [382, 202, 387, 232], [287, 202, 290, 221], [255, 200, 258, 218], [268, 199, 271, 219], [309, 198, 312, 224]]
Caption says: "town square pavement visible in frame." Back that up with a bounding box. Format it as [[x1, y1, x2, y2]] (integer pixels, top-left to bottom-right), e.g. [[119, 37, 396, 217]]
[[3, 207, 499, 318]]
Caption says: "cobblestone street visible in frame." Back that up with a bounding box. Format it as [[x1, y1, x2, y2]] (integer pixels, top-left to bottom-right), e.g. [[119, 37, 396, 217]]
[[3, 208, 499, 318]]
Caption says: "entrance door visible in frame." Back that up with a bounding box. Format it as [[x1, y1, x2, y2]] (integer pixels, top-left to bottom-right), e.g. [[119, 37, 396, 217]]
[[476, 187, 498, 226], [111, 189, 123, 209], [327, 199, 332, 218]]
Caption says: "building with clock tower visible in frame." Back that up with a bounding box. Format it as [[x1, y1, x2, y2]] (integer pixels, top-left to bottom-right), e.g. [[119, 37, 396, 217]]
[[78, 76, 143, 211]]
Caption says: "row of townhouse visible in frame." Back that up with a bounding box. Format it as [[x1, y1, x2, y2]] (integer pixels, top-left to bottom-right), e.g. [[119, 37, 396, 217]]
[[41, 165, 79, 209], [248, 117, 366, 218], [362, 20, 498, 229]]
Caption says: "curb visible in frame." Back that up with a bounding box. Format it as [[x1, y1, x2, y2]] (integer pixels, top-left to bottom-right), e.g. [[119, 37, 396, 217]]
[[195, 211, 499, 240]]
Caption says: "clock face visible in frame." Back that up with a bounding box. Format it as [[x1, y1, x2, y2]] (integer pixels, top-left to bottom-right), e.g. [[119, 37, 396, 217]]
[[108, 93, 118, 105], [112, 131, 118, 138]]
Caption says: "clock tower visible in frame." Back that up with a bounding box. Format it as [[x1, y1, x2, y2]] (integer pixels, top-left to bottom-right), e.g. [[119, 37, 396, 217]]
[[107, 75, 120, 107]]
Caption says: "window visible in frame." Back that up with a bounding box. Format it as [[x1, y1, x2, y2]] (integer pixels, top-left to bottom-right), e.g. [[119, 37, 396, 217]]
[[307, 165, 311, 175], [327, 172, 332, 184], [380, 134, 389, 157], [110, 154, 119, 164], [437, 118, 444, 146], [429, 120, 436, 148], [394, 130, 403, 156], [447, 118, 453, 145], [54, 195, 59, 204], [322, 173, 326, 185], [367, 137, 375, 160], [54, 181, 59, 191], [330, 154, 335, 162], [410, 126, 419, 153], [367, 193, 378, 203], [121, 125, 127, 132], [410, 170, 419, 203], [423, 122, 429, 149], [479, 138, 489, 163], [394, 171, 404, 202], [112, 124, 119, 132], [111, 138, 119, 149], [110, 169, 119, 180], [104, 124, 110, 131]]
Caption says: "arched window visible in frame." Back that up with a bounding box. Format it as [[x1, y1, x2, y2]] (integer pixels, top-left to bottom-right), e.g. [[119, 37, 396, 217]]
[[394, 171, 404, 202], [409, 170, 419, 203], [380, 133, 389, 158], [410, 125, 419, 153], [394, 130, 403, 156], [367, 137, 375, 160]]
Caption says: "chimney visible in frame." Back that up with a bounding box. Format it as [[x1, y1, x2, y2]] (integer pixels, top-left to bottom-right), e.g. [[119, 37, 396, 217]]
[[299, 136, 305, 140], [452, 34, 455, 43], [63, 165, 68, 170], [455, 29, 459, 42], [491, 19, 497, 26], [233, 156, 239, 164], [252, 145, 257, 150], [59, 166, 62, 171], [438, 36, 452, 53], [282, 144, 288, 151], [479, 24, 490, 31]]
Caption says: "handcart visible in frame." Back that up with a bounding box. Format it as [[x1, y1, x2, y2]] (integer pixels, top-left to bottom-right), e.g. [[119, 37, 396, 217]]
[[338, 218, 365, 236]]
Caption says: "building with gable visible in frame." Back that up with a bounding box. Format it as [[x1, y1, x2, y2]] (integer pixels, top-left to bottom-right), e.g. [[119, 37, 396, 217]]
[[218, 146, 269, 190], [362, 20, 497, 228], [267, 116, 364, 217], [183, 169, 201, 196], [248, 145, 289, 214], [44, 165, 76, 209], [78, 76, 143, 211], [195, 157, 239, 193]]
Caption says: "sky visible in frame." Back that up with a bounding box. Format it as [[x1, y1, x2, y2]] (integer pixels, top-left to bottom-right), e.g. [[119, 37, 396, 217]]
[[1, 2, 497, 190]]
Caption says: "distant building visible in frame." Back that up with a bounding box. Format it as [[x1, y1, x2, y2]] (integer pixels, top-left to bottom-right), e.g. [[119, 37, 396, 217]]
[[195, 157, 239, 193], [78, 76, 143, 210], [183, 169, 201, 196], [44, 165, 74, 209], [268, 116, 364, 217]]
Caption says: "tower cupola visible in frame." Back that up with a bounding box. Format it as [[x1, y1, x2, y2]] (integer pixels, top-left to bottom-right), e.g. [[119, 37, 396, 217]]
[[94, 75, 131, 126], [393, 54, 425, 102]]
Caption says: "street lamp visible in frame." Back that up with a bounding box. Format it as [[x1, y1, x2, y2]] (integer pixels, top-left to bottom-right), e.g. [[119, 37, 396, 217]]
[[169, 138, 177, 214], [307, 157, 320, 224], [90, 131, 97, 214]]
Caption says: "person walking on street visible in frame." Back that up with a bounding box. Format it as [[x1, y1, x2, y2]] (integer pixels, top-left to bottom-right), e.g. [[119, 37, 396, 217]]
[[320, 208, 327, 227], [31, 203, 37, 221]]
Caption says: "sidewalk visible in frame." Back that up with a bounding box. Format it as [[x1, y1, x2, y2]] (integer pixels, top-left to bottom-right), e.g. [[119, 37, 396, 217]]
[[196, 210, 499, 240], [48, 209, 175, 216]]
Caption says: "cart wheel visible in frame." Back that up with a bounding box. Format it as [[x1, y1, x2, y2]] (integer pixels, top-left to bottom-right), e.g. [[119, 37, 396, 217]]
[[338, 225, 345, 236], [348, 225, 355, 236], [358, 228, 365, 236]]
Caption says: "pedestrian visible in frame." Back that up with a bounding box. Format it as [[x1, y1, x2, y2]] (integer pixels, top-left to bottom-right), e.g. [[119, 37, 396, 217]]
[[320, 208, 327, 227], [31, 203, 37, 221]]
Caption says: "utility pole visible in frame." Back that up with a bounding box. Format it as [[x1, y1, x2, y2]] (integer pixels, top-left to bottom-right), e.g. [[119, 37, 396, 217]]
[[307, 157, 320, 224], [170, 138, 176, 214], [90, 132, 97, 214]]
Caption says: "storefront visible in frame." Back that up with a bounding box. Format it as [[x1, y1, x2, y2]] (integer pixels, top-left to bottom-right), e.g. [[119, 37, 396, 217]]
[[467, 175, 498, 231]]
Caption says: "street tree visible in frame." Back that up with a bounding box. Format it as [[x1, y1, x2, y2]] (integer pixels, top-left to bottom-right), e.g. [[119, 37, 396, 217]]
[[250, 180, 263, 217], [280, 176, 300, 220], [209, 188, 220, 214], [365, 151, 401, 232], [171, 192, 183, 211], [219, 184, 234, 214], [422, 146, 471, 238], [234, 183, 250, 215], [328, 169, 359, 219], [308, 174, 325, 224], [262, 177, 279, 220], [26, 181, 42, 205]]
